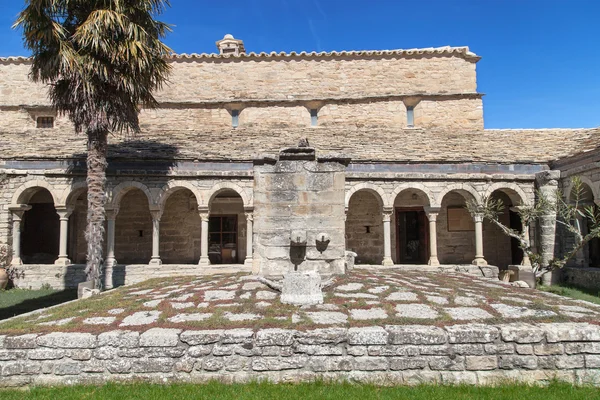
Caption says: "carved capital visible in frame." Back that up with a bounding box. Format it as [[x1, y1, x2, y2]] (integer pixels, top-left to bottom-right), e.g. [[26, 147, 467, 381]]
[[382, 208, 393, 222], [105, 207, 120, 220], [535, 170, 561, 187], [9, 204, 31, 221], [472, 213, 484, 223], [55, 206, 74, 220], [423, 206, 441, 221]]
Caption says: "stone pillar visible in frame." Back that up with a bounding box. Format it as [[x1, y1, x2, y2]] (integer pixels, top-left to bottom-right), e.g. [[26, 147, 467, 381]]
[[536, 170, 560, 285], [244, 210, 253, 267], [149, 209, 162, 265], [54, 207, 73, 266], [199, 208, 210, 266], [472, 213, 487, 266], [9, 205, 31, 266], [522, 224, 532, 267], [574, 216, 587, 267], [382, 208, 394, 266], [424, 207, 440, 266], [104, 207, 119, 289]]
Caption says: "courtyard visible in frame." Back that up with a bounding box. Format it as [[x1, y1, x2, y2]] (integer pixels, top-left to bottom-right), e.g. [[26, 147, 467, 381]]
[[2, 269, 599, 334]]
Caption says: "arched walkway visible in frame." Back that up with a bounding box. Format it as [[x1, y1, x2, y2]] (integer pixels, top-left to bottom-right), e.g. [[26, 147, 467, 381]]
[[20, 188, 59, 264], [114, 188, 152, 264], [567, 181, 599, 268], [391, 187, 432, 264], [437, 189, 479, 265], [345, 189, 385, 265], [159, 188, 201, 264], [483, 189, 524, 269], [206, 189, 247, 264]]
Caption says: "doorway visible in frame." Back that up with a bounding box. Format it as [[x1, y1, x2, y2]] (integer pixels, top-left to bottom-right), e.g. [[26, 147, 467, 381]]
[[396, 208, 428, 264], [208, 215, 238, 264]]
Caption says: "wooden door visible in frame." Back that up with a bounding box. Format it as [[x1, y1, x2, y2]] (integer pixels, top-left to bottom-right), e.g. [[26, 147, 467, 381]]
[[396, 208, 429, 264]]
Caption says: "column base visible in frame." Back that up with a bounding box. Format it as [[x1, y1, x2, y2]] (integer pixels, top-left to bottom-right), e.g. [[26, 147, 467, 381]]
[[149, 258, 162, 266], [382, 257, 394, 267], [198, 256, 210, 266], [54, 257, 71, 266], [244, 258, 253, 267], [472, 258, 488, 266], [428, 257, 440, 266], [11, 257, 23, 266]]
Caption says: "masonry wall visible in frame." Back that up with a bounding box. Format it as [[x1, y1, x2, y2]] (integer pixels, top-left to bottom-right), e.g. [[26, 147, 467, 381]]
[[346, 191, 384, 265], [160, 190, 201, 264], [438, 193, 475, 265], [115, 190, 153, 264], [1, 324, 599, 387]]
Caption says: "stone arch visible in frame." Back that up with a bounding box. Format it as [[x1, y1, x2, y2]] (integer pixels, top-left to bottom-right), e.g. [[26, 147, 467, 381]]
[[156, 181, 203, 211], [388, 183, 434, 208], [206, 182, 251, 208], [483, 182, 530, 206], [59, 181, 88, 207], [11, 179, 60, 205], [435, 183, 481, 207], [109, 181, 154, 208], [565, 176, 597, 203], [345, 183, 386, 209]]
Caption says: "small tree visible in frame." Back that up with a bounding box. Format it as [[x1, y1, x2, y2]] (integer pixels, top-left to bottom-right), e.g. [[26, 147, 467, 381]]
[[467, 177, 600, 280]]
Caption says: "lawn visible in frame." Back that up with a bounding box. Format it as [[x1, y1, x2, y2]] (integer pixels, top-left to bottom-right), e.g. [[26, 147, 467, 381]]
[[0, 288, 77, 320], [538, 283, 600, 305], [0, 381, 598, 400]]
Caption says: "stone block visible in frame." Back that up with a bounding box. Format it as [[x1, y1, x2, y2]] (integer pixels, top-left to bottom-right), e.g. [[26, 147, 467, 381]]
[[515, 344, 534, 355], [445, 324, 498, 343], [212, 344, 234, 356], [252, 356, 308, 371], [106, 359, 132, 374], [139, 328, 181, 347], [5, 334, 38, 349], [180, 330, 224, 345], [97, 330, 139, 348], [585, 355, 600, 368], [54, 362, 81, 376], [498, 355, 538, 370], [309, 356, 354, 372], [565, 342, 600, 354], [347, 327, 388, 345], [389, 357, 428, 370], [533, 343, 564, 356], [499, 323, 545, 343], [541, 323, 600, 342], [132, 358, 174, 373], [386, 325, 447, 345], [294, 328, 346, 345], [221, 329, 254, 344], [188, 345, 213, 357], [28, 348, 65, 360], [280, 271, 323, 306], [67, 349, 93, 361], [255, 329, 296, 346], [452, 344, 485, 355], [37, 332, 96, 349], [202, 357, 224, 372], [294, 344, 343, 356], [428, 356, 465, 371], [555, 355, 585, 369], [353, 356, 389, 371], [465, 356, 497, 370]]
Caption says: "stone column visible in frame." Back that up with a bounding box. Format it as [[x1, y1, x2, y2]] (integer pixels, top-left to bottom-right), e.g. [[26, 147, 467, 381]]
[[104, 207, 119, 289], [244, 210, 253, 267], [472, 213, 487, 266], [574, 216, 587, 267], [149, 209, 162, 265], [522, 224, 532, 266], [382, 208, 394, 266], [536, 170, 560, 285], [9, 205, 31, 266], [199, 208, 210, 266], [54, 207, 73, 266], [424, 207, 441, 266]]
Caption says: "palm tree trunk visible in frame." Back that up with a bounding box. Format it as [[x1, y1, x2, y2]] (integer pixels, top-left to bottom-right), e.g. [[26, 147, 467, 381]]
[[85, 128, 108, 290]]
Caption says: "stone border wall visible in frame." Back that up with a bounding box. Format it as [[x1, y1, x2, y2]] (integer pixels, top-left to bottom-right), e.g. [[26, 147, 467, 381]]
[[1, 323, 599, 387], [562, 267, 600, 293]]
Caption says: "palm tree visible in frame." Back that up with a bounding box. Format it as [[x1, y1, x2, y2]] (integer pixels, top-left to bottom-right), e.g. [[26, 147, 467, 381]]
[[14, 0, 172, 290]]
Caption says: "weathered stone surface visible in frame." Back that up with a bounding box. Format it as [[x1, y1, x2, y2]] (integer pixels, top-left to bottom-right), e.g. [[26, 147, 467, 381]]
[[252, 356, 308, 371], [28, 349, 65, 360], [429, 356, 465, 371], [120, 311, 161, 326], [133, 358, 175, 373], [97, 330, 140, 348], [395, 304, 439, 319], [444, 307, 493, 320], [386, 325, 447, 345], [498, 355, 538, 370], [37, 333, 96, 349], [54, 362, 81, 376], [347, 327, 389, 345], [565, 342, 600, 354], [305, 311, 348, 325], [255, 329, 296, 346], [445, 325, 499, 343], [5, 334, 38, 349], [296, 328, 347, 345], [465, 356, 497, 370], [139, 328, 181, 347], [499, 323, 545, 343], [541, 323, 600, 343], [221, 329, 254, 344], [349, 308, 388, 320], [281, 271, 324, 306], [180, 330, 223, 345], [389, 357, 428, 370], [188, 345, 213, 357], [353, 356, 389, 371]]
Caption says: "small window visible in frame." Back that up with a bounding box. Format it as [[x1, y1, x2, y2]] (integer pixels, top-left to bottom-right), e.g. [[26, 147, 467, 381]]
[[310, 109, 318, 126], [406, 106, 414, 127], [36, 116, 54, 129], [231, 109, 239, 128]]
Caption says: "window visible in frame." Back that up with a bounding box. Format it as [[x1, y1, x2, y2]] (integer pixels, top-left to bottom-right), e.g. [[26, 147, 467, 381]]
[[36, 116, 54, 129], [406, 106, 414, 127], [231, 109, 239, 128], [310, 109, 318, 126]]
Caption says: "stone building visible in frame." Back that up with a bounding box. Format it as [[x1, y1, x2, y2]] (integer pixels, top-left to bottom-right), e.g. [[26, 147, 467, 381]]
[[1, 35, 599, 289]]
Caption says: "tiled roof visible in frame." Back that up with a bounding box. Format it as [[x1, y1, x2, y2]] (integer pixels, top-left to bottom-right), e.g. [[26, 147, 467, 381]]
[[0, 46, 480, 64], [1, 126, 598, 165]]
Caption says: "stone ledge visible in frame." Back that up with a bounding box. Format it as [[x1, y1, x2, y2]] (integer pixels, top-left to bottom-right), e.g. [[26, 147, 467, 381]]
[[0, 323, 599, 387]]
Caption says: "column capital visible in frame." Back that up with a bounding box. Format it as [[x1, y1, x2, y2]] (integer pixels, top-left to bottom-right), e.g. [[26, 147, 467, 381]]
[[382, 207, 393, 222], [149, 207, 162, 221], [105, 207, 120, 220], [55, 206, 74, 219], [472, 213, 484, 223], [423, 206, 441, 220], [245, 212, 254, 222], [9, 204, 31, 220], [198, 206, 210, 220]]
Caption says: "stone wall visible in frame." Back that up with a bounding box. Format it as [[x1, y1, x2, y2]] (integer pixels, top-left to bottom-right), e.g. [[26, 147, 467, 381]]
[[346, 191, 384, 265], [438, 193, 475, 264], [115, 190, 153, 264], [1, 324, 599, 387], [561, 267, 600, 292]]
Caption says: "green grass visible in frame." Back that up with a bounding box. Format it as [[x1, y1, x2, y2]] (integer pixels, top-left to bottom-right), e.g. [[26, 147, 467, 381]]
[[0, 381, 598, 400], [0, 288, 77, 320], [538, 283, 600, 305]]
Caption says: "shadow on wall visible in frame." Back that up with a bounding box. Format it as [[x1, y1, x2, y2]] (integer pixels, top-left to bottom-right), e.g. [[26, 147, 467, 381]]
[[67, 139, 181, 289]]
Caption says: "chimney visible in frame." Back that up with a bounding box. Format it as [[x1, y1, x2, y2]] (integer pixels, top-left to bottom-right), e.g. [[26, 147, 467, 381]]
[[216, 34, 246, 56]]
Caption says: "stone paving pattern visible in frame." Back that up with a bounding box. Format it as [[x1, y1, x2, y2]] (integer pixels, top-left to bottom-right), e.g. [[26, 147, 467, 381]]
[[2, 270, 599, 335]]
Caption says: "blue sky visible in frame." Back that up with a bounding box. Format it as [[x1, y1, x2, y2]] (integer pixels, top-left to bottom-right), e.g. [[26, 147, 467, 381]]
[[1, 0, 599, 129]]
